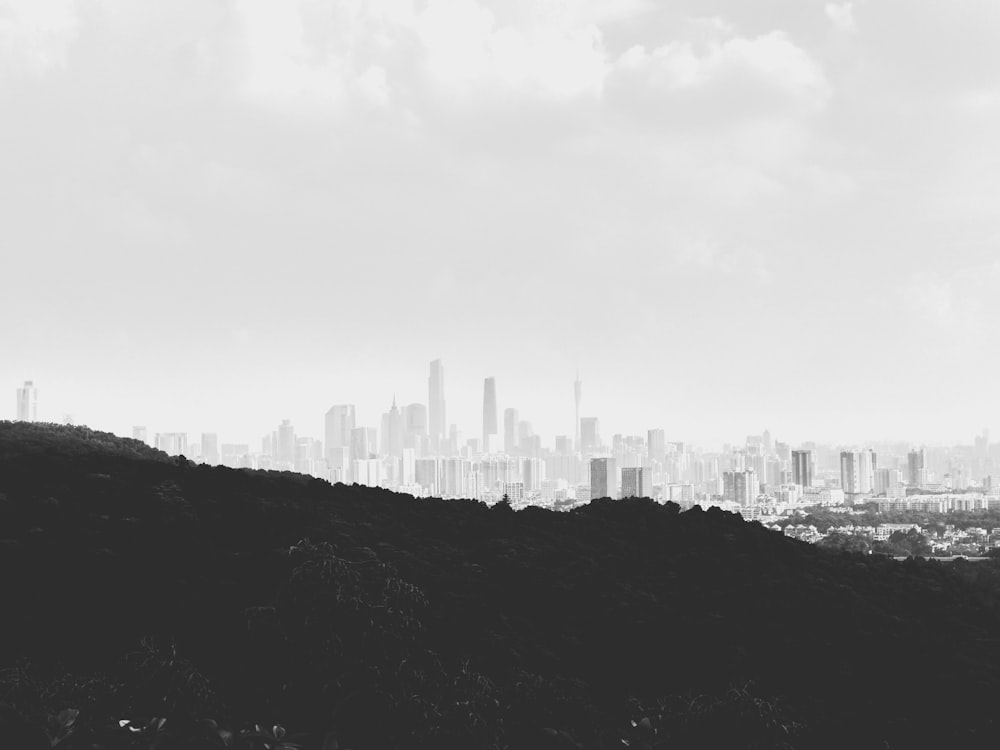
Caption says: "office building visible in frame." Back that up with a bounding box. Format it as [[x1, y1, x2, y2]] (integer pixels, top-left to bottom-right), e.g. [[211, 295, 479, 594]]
[[503, 482, 524, 504], [621, 467, 650, 499], [590, 457, 615, 500], [574, 372, 582, 450], [201, 433, 220, 465], [325, 405, 355, 470], [428, 359, 446, 451], [482, 377, 498, 452], [907, 448, 925, 487], [648, 429, 666, 465], [132, 426, 148, 445], [504, 407, 519, 455], [580, 417, 600, 455], [723, 469, 759, 506], [381, 397, 404, 458]]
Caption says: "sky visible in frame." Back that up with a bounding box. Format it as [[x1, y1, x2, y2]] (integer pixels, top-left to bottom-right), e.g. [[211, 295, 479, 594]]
[[3, 0, 1000, 449]]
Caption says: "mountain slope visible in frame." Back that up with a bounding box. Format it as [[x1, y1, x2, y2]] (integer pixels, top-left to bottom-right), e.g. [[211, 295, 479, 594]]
[[2, 422, 1000, 749]]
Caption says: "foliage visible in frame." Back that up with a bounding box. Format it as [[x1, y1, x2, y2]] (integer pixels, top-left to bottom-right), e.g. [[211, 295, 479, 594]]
[[6, 423, 1000, 749]]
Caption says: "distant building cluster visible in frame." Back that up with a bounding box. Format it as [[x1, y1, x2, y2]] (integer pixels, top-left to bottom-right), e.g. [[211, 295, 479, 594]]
[[12, 372, 1000, 516]]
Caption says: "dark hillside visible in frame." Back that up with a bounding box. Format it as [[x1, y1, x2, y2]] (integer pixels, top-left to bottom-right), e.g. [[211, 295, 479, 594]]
[[2, 422, 1000, 749]]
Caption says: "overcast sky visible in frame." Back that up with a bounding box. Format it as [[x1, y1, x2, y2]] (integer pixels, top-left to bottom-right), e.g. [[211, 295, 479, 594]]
[[3, 0, 1000, 449]]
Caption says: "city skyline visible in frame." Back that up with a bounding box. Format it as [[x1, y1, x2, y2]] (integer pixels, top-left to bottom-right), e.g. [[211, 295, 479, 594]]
[[4, 365, 996, 455]]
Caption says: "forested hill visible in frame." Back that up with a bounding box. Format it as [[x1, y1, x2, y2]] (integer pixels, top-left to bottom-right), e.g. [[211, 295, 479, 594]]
[[3, 422, 1000, 749]]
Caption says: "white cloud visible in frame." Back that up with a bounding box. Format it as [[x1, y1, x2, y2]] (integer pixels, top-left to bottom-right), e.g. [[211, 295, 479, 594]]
[[0, 0, 79, 74], [608, 29, 831, 124], [825, 3, 857, 33]]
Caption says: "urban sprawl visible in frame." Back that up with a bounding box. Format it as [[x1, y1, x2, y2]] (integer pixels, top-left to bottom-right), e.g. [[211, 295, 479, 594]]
[[14, 364, 1000, 556]]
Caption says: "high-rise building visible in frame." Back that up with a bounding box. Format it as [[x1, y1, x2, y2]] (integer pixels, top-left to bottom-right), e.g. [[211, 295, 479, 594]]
[[428, 359, 446, 451], [482, 377, 498, 452], [350, 426, 376, 464], [857, 449, 877, 494], [580, 417, 600, 456], [325, 405, 355, 470], [907, 448, 925, 487], [503, 407, 520, 455], [621, 467, 650, 499], [648, 429, 666, 466], [277, 420, 296, 467], [792, 450, 813, 489], [16, 381, 37, 422], [723, 469, 759, 506], [840, 451, 859, 494], [503, 482, 524, 504], [132, 426, 148, 445], [875, 467, 903, 497], [574, 372, 582, 450], [381, 397, 404, 458], [590, 457, 615, 499], [201, 433, 220, 465], [155, 433, 188, 456]]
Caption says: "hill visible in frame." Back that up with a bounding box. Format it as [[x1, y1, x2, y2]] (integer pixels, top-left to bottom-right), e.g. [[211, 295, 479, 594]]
[[2, 422, 1000, 749]]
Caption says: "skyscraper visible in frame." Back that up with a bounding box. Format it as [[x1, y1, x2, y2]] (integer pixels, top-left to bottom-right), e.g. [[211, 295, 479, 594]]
[[16, 380, 37, 422], [792, 450, 813, 489], [723, 469, 759, 506], [858, 449, 877, 494], [648, 429, 666, 466], [840, 451, 859, 494], [380, 397, 404, 458], [907, 448, 925, 487], [325, 405, 355, 470], [590, 457, 615, 500], [574, 371, 582, 450], [621, 467, 649, 499], [132, 426, 148, 445], [503, 407, 520, 455], [201, 433, 220, 465], [277, 419, 296, 467], [428, 359, 446, 452], [580, 417, 600, 455], [482, 377, 498, 453]]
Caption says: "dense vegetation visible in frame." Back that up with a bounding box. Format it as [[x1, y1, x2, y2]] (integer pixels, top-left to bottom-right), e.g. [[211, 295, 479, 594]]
[[4, 422, 1000, 748]]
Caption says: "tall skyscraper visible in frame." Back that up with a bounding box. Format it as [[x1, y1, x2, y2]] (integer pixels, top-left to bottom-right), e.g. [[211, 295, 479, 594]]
[[590, 457, 615, 500], [723, 469, 759, 506], [16, 380, 37, 422], [428, 359, 446, 452], [580, 417, 600, 455], [574, 371, 582, 450], [792, 450, 813, 488], [132, 426, 148, 445], [840, 451, 859, 495], [482, 377, 498, 453], [325, 405, 356, 470], [277, 420, 296, 467], [857, 449, 877, 494], [381, 397, 404, 459], [648, 429, 666, 465], [503, 407, 520, 455], [907, 448, 925, 487]]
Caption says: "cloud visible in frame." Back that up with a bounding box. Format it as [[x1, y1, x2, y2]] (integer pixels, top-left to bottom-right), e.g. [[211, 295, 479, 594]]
[[607, 29, 830, 127], [0, 0, 80, 74], [824, 3, 857, 33]]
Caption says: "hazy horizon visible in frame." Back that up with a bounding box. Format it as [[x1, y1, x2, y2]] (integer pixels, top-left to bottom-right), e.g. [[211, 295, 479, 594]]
[[4, 1, 1000, 448]]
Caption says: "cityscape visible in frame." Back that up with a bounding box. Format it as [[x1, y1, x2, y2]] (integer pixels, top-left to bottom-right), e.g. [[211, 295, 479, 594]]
[[13, 364, 1000, 545]]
